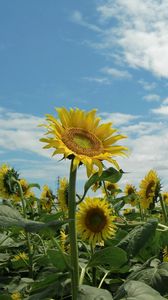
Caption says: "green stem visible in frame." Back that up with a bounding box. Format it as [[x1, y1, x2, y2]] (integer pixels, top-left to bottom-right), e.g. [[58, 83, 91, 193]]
[[68, 159, 79, 300], [91, 244, 97, 286], [159, 193, 168, 224], [16, 181, 33, 278]]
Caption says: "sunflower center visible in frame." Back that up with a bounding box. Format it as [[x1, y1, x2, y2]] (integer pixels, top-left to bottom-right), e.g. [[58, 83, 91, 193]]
[[85, 207, 107, 233], [146, 180, 155, 198], [62, 128, 103, 156]]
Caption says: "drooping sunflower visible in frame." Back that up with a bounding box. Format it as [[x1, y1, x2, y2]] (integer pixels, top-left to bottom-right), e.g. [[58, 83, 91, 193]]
[[102, 182, 120, 197], [139, 170, 161, 209], [40, 185, 55, 212], [76, 197, 116, 246], [162, 192, 168, 205], [124, 184, 138, 206], [57, 177, 69, 212], [0, 164, 19, 200], [13, 178, 35, 203], [40, 108, 128, 176]]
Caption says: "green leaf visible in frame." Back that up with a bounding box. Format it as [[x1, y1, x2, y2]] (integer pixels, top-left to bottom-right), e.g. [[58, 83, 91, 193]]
[[78, 285, 113, 300], [127, 260, 168, 295], [47, 249, 70, 271], [0, 204, 68, 233], [82, 168, 123, 199], [117, 219, 158, 257], [88, 246, 127, 270], [0, 205, 25, 227], [114, 280, 167, 300], [28, 183, 41, 190]]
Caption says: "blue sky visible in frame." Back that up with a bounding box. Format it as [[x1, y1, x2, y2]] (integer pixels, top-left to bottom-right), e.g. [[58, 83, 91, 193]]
[[1, 0, 168, 195]]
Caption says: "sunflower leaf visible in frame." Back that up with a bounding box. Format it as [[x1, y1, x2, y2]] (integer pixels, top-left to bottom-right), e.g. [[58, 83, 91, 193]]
[[82, 168, 123, 200], [87, 246, 127, 270], [0, 204, 68, 232], [126, 260, 168, 295], [114, 280, 166, 300], [116, 219, 158, 257], [78, 285, 113, 300]]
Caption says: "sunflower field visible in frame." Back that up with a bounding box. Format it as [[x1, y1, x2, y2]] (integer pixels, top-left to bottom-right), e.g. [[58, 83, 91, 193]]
[[1, 108, 168, 300]]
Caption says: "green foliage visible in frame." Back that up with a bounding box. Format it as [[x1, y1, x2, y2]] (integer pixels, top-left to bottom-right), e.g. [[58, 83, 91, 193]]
[[78, 284, 113, 299], [114, 280, 167, 300], [117, 219, 158, 257], [82, 167, 123, 199], [88, 246, 128, 271]]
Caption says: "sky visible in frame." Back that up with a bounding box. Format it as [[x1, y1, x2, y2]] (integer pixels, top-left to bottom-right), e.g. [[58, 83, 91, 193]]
[[1, 0, 168, 196]]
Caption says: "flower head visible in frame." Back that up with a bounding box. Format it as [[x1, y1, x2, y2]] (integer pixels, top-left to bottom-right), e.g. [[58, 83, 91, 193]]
[[124, 184, 138, 206], [139, 170, 161, 209], [0, 164, 19, 200], [162, 192, 168, 205], [13, 178, 35, 202], [57, 177, 69, 212], [40, 185, 55, 212], [11, 292, 22, 300], [40, 108, 128, 176], [13, 252, 29, 262], [102, 182, 120, 197], [76, 197, 116, 246]]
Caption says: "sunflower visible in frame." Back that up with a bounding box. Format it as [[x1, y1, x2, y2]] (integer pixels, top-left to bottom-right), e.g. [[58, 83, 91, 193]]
[[57, 177, 69, 212], [76, 197, 116, 246], [139, 170, 161, 209], [11, 292, 22, 300], [124, 184, 138, 206], [13, 252, 29, 262], [40, 108, 128, 176], [40, 185, 55, 212], [162, 192, 168, 205], [13, 178, 35, 202], [0, 164, 19, 200], [163, 246, 168, 262], [60, 230, 70, 253], [102, 182, 120, 197]]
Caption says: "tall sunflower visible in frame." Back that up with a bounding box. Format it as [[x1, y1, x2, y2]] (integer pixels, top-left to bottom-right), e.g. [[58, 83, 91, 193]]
[[40, 108, 128, 176], [124, 184, 138, 206], [57, 177, 69, 212], [139, 170, 161, 209], [76, 197, 116, 246]]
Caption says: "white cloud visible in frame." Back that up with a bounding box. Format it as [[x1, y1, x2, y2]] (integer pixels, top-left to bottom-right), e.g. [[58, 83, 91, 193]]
[[102, 67, 132, 79], [71, 10, 102, 33], [83, 76, 110, 84], [138, 79, 157, 91], [151, 105, 168, 116], [163, 97, 168, 104], [99, 112, 140, 126], [96, 0, 168, 78], [0, 107, 50, 157], [143, 94, 160, 102]]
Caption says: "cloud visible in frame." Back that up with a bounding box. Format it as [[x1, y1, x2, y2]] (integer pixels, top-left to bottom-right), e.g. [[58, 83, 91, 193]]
[[143, 94, 160, 102], [71, 10, 102, 33], [102, 67, 132, 79], [138, 79, 157, 91], [83, 76, 110, 84], [95, 0, 168, 78], [99, 112, 140, 126], [151, 105, 168, 116], [0, 107, 50, 157]]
